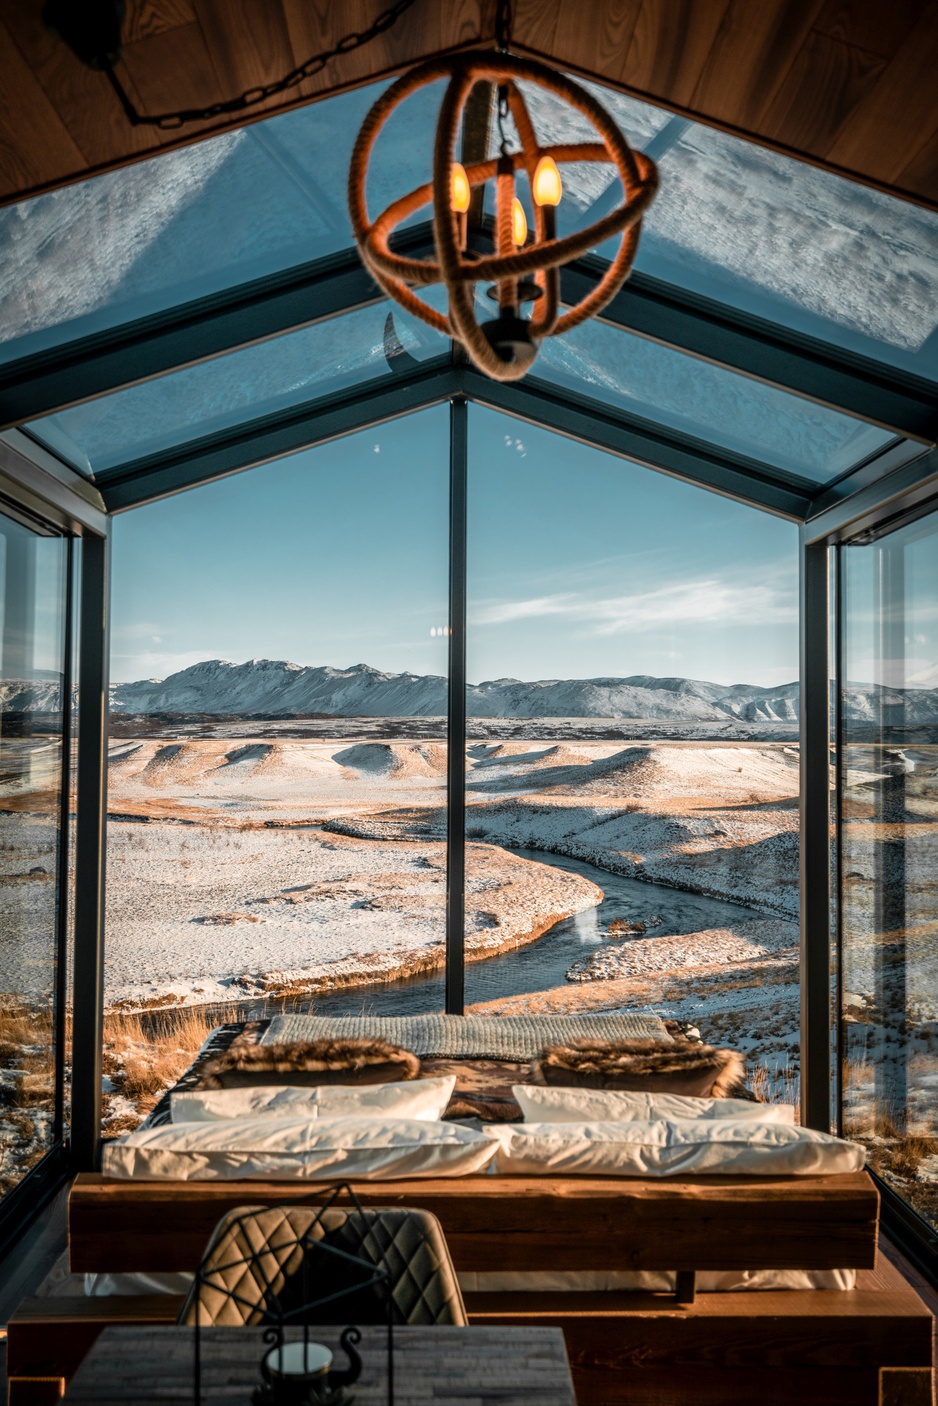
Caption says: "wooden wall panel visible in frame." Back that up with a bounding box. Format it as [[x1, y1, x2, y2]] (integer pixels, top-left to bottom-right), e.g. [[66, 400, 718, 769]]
[[607, 0, 728, 107], [688, 0, 826, 132], [761, 30, 888, 154], [825, 4, 938, 183], [0, 18, 86, 198], [193, 0, 296, 100], [0, 0, 156, 165], [1, 0, 938, 211], [899, 122, 938, 201]]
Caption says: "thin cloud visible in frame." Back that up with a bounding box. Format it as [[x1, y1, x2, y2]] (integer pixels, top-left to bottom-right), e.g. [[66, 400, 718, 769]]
[[472, 573, 797, 634]]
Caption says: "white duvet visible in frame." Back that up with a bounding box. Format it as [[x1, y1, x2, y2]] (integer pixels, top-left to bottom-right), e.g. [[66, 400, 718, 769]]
[[102, 1114, 496, 1181], [485, 1120, 867, 1177], [103, 1110, 865, 1181]]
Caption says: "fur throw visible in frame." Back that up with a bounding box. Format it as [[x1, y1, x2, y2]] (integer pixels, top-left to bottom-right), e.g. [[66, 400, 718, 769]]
[[199, 1037, 420, 1089], [531, 1039, 745, 1098]]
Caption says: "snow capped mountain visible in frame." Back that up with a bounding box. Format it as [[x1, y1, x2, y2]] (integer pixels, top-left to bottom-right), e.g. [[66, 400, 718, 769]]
[[104, 658, 938, 723]]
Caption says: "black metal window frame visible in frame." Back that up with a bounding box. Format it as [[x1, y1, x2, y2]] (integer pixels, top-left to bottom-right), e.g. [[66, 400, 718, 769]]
[[0, 443, 108, 1253], [1, 239, 937, 1278]]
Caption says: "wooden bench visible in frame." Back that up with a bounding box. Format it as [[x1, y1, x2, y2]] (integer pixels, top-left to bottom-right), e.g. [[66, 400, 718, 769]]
[[53, 1170, 933, 1404]]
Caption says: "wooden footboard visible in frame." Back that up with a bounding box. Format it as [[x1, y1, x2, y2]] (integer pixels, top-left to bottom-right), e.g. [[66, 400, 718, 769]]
[[69, 1171, 880, 1274]]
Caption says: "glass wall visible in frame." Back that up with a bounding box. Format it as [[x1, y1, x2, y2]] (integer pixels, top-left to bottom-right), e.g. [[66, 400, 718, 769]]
[[104, 410, 450, 1130], [463, 408, 802, 1102], [840, 509, 938, 1230], [0, 511, 68, 1200]]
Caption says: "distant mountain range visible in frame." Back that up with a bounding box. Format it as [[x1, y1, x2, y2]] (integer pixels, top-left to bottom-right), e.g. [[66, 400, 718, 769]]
[[4, 658, 938, 724], [94, 658, 938, 724]]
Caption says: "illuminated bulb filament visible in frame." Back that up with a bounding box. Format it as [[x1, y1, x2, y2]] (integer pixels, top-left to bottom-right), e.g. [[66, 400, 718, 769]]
[[512, 197, 528, 245], [450, 162, 470, 213], [533, 155, 563, 206]]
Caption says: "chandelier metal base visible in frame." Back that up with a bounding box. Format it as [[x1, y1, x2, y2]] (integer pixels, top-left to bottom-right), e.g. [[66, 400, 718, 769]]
[[348, 50, 658, 381]]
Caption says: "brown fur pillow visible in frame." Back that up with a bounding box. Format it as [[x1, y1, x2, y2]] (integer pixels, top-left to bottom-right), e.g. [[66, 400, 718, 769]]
[[531, 1039, 744, 1098], [198, 1037, 420, 1089]]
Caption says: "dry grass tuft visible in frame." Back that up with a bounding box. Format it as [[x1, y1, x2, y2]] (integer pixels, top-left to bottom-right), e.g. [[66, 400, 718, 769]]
[[102, 1004, 240, 1126]]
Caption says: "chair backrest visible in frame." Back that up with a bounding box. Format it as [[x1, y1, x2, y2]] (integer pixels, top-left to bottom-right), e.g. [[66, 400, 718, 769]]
[[178, 1203, 468, 1328]]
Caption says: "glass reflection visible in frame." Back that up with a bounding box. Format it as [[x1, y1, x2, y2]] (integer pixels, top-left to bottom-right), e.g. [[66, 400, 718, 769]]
[[0, 77, 444, 368], [841, 511, 938, 1231], [0, 513, 67, 1199], [26, 303, 446, 476], [464, 407, 802, 1109], [537, 316, 896, 484]]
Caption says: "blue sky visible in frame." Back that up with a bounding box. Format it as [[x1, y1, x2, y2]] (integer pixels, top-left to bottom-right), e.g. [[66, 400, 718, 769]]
[[110, 404, 799, 688]]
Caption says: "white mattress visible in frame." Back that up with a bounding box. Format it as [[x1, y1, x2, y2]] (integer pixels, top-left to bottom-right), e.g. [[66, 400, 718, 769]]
[[85, 1267, 856, 1296]]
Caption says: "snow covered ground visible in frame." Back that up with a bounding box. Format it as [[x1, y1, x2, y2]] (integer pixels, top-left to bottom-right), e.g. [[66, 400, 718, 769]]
[[82, 730, 807, 1099]]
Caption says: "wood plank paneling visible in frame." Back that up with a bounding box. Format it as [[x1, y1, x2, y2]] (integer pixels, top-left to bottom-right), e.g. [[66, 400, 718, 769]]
[[825, 3, 938, 182], [193, 0, 296, 102], [281, 0, 484, 105], [0, 0, 155, 165], [2, 1, 938, 210], [67, 1172, 879, 1275], [761, 30, 888, 156], [0, 18, 86, 198], [614, 0, 729, 107], [123, 0, 195, 44], [689, 0, 826, 131], [813, 0, 934, 58], [512, 0, 569, 65], [117, 19, 234, 145], [899, 120, 938, 200]]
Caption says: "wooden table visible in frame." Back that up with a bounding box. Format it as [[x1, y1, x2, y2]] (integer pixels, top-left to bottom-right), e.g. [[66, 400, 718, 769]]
[[62, 1323, 577, 1404]]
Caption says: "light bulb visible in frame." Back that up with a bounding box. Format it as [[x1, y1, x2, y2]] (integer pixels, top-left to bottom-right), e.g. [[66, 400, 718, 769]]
[[533, 155, 562, 207], [512, 197, 528, 245], [450, 162, 470, 213]]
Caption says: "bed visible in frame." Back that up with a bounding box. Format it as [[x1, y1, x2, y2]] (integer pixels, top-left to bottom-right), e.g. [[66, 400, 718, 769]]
[[14, 1015, 937, 1405]]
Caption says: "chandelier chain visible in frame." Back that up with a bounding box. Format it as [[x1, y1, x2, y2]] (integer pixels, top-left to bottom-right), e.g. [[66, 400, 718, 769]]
[[102, 0, 420, 130]]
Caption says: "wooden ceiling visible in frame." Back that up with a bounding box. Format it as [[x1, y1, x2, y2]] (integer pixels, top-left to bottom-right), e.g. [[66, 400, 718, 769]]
[[1, 0, 938, 211]]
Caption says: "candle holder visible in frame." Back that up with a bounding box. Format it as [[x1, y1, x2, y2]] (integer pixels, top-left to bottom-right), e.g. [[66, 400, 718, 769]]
[[188, 1185, 394, 1406]]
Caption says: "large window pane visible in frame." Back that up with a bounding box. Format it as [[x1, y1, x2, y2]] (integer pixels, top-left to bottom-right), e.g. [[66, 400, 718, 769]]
[[26, 302, 447, 477], [537, 317, 895, 485], [840, 511, 938, 1231], [104, 411, 451, 1131], [0, 513, 67, 1199], [464, 408, 801, 1104], [0, 77, 443, 368], [510, 77, 938, 382]]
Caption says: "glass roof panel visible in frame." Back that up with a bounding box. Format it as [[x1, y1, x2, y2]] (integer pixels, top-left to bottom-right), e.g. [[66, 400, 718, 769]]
[[515, 78, 938, 383], [536, 315, 897, 485], [25, 302, 446, 477], [0, 77, 443, 369]]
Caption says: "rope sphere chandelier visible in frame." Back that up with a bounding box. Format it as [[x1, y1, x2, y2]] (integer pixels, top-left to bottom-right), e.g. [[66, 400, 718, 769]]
[[348, 49, 659, 381]]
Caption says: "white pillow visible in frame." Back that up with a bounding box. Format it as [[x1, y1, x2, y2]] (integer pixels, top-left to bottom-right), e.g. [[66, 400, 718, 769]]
[[171, 1087, 320, 1123], [514, 1085, 796, 1126], [484, 1120, 866, 1177], [102, 1114, 496, 1181], [171, 1076, 456, 1125]]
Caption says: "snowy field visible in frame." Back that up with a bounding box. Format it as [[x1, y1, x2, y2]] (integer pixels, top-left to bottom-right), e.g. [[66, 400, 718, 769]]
[[81, 728, 805, 1093]]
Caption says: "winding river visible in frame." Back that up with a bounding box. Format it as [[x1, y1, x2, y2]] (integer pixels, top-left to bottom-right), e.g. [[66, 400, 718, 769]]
[[241, 847, 772, 1020]]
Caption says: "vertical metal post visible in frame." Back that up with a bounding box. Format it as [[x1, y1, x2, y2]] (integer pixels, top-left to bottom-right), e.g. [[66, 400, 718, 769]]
[[71, 527, 109, 1171], [53, 536, 74, 1146], [833, 546, 846, 1136], [446, 398, 468, 1014], [800, 534, 832, 1131]]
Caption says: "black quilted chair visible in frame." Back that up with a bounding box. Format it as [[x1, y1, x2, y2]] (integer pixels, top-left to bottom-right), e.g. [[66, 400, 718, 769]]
[[177, 1203, 468, 1328]]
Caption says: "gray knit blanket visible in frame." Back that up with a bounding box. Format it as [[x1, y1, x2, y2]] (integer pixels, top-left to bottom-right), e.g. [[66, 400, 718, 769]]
[[261, 1012, 671, 1061]]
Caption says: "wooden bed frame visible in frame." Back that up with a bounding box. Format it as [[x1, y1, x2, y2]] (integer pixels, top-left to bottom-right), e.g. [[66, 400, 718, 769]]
[[16, 1169, 923, 1405]]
